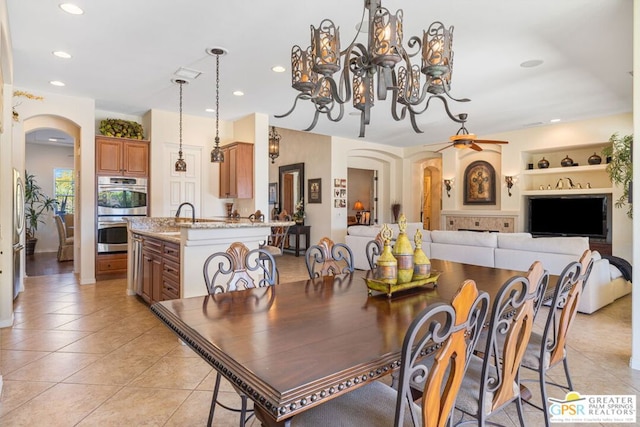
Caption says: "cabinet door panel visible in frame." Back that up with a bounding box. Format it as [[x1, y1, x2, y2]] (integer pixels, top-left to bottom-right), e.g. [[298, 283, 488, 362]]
[[96, 139, 123, 175], [123, 141, 149, 177]]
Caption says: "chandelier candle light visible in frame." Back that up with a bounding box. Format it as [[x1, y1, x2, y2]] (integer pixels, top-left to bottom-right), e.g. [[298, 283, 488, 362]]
[[208, 47, 227, 163], [277, 0, 470, 137], [173, 78, 188, 172]]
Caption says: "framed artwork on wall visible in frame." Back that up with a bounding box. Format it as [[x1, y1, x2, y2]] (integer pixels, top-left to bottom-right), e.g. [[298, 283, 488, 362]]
[[463, 160, 496, 205], [269, 182, 277, 204], [308, 178, 322, 203]]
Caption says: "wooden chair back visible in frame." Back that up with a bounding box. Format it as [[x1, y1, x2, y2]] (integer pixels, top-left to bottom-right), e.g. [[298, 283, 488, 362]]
[[261, 225, 291, 257], [547, 249, 593, 366], [304, 237, 354, 279], [478, 261, 549, 412], [395, 280, 489, 427], [203, 242, 277, 294]]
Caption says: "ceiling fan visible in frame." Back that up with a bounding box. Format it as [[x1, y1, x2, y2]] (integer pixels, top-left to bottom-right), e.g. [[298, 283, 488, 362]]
[[434, 113, 509, 152]]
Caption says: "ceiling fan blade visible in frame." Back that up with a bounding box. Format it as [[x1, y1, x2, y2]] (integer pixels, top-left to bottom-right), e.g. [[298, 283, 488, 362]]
[[475, 139, 509, 144], [431, 143, 455, 153], [470, 143, 483, 151]]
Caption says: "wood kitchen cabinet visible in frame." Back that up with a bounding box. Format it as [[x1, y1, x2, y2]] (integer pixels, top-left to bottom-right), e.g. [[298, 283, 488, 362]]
[[96, 135, 149, 177], [96, 253, 128, 279], [219, 142, 254, 199], [139, 235, 181, 305]]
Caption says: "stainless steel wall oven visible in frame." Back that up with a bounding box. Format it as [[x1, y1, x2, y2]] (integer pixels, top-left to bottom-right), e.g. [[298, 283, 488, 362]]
[[97, 176, 147, 253]]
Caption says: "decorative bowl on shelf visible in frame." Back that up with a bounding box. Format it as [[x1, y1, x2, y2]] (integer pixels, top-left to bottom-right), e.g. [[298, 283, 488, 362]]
[[588, 152, 602, 165], [560, 155, 574, 167], [537, 157, 550, 169]]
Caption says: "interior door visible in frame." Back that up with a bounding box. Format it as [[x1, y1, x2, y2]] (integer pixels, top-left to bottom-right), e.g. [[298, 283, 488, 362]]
[[284, 174, 294, 214]]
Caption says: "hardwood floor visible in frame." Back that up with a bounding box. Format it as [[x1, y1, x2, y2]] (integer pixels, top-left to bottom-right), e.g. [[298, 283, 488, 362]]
[[25, 252, 74, 277]]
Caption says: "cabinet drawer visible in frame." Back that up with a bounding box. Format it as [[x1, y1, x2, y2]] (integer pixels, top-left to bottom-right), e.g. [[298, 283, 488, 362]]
[[97, 254, 127, 272], [163, 259, 180, 281], [142, 237, 163, 253], [161, 278, 180, 300], [163, 242, 180, 261]]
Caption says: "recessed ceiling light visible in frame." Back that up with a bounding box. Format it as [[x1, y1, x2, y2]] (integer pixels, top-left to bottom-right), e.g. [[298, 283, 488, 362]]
[[50, 80, 65, 87], [59, 3, 84, 15], [53, 51, 72, 59], [550, 118, 561, 123], [272, 65, 286, 73], [520, 59, 544, 68], [233, 91, 244, 96], [205, 108, 215, 113]]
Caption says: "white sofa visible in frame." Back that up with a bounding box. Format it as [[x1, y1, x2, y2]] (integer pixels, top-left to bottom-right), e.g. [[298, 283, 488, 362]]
[[345, 224, 631, 314]]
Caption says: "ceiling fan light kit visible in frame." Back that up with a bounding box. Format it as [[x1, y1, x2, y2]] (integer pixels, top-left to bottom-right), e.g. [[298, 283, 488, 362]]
[[276, 0, 472, 138]]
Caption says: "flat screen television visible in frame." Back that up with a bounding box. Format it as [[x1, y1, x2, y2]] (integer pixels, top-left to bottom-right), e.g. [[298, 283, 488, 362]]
[[527, 195, 609, 240]]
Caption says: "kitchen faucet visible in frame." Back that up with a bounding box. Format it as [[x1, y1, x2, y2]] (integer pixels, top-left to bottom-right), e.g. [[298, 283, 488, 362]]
[[175, 202, 195, 223]]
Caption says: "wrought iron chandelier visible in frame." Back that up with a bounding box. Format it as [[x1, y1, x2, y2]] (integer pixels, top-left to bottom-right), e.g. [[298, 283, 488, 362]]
[[173, 78, 188, 172], [268, 126, 281, 163], [208, 47, 226, 163], [276, 0, 470, 137]]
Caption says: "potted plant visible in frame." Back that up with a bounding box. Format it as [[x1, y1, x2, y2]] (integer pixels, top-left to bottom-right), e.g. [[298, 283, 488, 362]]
[[292, 198, 305, 225], [602, 133, 633, 218], [24, 171, 57, 255]]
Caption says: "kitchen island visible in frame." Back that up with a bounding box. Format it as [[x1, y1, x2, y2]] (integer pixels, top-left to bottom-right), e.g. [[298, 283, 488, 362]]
[[126, 217, 294, 303]]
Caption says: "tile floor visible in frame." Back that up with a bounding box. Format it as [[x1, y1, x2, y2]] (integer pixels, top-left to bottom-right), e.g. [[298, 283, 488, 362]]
[[0, 253, 637, 426]]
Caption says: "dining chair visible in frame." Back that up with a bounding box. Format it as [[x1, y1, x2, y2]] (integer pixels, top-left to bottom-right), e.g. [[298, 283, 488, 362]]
[[453, 261, 549, 426], [291, 279, 490, 427], [305, 237, 355, 279], [259, 224, 291, 283], [201, 242, 277, 427], [248, 209, 265, 222], [365, 232, 384, 270], [520, 250, 594, 427], [54, 215, 74, 261]]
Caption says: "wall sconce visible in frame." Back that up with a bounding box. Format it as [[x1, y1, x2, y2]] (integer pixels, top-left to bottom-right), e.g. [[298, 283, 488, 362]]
[[443, 179, 453, 198], [505, 175, 515, 197], [268, 126, 281, 163]]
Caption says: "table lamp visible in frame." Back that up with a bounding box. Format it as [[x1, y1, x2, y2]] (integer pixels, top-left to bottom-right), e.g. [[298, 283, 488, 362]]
[[353, 201, 364, 223]]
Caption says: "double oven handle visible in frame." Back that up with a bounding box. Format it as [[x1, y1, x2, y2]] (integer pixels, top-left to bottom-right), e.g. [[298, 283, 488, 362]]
[[97, 221, 128, 229]]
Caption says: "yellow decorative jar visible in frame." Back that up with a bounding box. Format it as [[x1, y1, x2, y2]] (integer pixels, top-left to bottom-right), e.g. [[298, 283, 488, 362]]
[[392, 214, 414, 284], [374, 224, 397, 285], [412, 229, 431, 280]]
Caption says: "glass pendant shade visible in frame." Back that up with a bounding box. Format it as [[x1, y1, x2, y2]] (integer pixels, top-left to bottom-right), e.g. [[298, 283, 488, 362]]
[[353, 74, 373, 110], [422, 21, 454, 94], [396, 64, 420, 105]]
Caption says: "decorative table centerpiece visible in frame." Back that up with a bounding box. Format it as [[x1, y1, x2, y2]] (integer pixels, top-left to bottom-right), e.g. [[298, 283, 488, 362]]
[[365, 214, 441, 298]]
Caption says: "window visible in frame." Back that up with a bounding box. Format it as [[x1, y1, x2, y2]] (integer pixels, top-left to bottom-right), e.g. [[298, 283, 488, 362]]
[[54, 168, 75, 214]]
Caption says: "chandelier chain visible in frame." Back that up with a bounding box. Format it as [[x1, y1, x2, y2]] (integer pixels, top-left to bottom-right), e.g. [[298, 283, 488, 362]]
[[179, 81, 183, 153], [215, 53, 220, 141]]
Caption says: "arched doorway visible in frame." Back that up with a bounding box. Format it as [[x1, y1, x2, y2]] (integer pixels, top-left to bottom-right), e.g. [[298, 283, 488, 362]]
[[23, 116, 80, 275], [422, 165, 442, 230]]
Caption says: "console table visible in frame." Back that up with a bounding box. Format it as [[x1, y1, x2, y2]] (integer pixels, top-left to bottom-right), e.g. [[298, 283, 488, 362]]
[[286, 224, 310, 257]]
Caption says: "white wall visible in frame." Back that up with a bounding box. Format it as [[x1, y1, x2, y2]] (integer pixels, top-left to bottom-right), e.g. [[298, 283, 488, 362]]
[[25, 142, 74, 252]]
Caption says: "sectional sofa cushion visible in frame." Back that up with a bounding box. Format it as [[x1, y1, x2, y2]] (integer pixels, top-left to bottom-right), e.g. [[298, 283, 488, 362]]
[[430, 230, 497, 267]]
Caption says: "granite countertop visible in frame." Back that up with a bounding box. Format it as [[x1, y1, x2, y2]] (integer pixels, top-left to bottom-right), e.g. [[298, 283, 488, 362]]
[[126, 216, 294, 243]]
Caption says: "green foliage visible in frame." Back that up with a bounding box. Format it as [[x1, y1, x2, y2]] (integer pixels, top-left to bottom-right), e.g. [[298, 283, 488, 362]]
[[602, 133, 633, 218], [24, 171, 57, 240], [99, 118, 144, 139]]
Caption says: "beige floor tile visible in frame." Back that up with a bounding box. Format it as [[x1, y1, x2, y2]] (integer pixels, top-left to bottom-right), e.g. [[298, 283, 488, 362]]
[[63, 352, 162, 386], [0, 349, 50, 375], [0, 380, 55, 418], [129, 356, 212, 389], [1, 329, 92, 352], [58, 328, 144, 354], [4, 351, 103, 382], [12, 313, 84, 330], [0, 383, 120, 426], [75, 386, 190, 426]]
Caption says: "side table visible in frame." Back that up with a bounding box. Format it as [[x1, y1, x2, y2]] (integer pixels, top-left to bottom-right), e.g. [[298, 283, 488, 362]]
[[286, 225, 311, 257]]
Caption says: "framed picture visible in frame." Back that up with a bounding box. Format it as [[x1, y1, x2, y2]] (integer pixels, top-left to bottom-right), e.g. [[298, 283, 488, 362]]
[[334, 178, 341, 187], [463, 160, 496, 205], [308, 178, 322, 203], [269, 182, 278, 204]]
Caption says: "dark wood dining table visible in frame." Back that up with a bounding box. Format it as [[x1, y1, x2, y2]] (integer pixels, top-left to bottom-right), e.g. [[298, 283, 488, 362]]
[[150, 259, 549, 426]]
